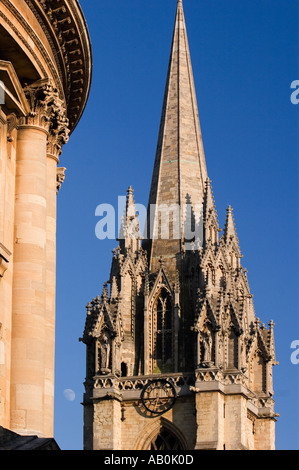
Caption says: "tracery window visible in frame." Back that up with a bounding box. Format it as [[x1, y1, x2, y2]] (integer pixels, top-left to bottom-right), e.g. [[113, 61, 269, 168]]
[[227, 327, 238, 369], [150, 428, 183, 451], [153, 289, 173, 373]]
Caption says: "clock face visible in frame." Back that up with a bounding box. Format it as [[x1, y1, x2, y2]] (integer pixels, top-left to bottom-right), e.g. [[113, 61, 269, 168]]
[[141, 379, 176, 415]]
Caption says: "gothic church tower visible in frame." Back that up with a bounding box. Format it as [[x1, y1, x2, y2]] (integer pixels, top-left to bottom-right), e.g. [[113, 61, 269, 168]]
[[82, 1, 277, 451]]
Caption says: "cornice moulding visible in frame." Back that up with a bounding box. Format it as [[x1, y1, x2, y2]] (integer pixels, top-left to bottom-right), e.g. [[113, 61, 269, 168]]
[[0, 0, 92, 134], [26, 0, 93, 133]]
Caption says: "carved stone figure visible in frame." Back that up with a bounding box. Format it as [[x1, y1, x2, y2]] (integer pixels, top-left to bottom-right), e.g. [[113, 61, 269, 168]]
[[201, 327, 213, 367], [98, 333, 111, 374]]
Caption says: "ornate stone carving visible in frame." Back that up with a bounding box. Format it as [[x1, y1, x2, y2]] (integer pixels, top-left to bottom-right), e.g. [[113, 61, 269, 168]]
[[97, 330, 112, 375], [20, 80, 58, 128], [200, 325, 213, 367], [19, 80, 69, 153], [94, 372, 195, 394], [20, 80, 70, 160], [6, 114, 18, 143], [56, 167, 67, 194], [27, 0, 92, 130], [47, 119, 70, 161]]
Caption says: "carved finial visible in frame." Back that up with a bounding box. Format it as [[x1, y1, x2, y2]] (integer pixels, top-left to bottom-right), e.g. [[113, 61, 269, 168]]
[[223, 206, 235, 241], [222, 205, 242, 260], [110, 276, 118, 301], [102, 283, 109, 300], [118, 187, 142, 253], [126, 186, 135, 216], [86, 302, 92, 315]]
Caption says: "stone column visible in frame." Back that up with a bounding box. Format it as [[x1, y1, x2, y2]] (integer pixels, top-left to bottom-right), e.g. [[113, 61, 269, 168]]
[[43, 151, 58, 437], [43, 118, 68, 438], [10, 80, 68, 437], [11, 121, 48, 436], [0, 110, 16, 430]]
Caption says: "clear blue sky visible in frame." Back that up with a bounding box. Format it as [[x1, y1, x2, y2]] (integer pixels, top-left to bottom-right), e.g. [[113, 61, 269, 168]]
[[53, 0, 298, 450]]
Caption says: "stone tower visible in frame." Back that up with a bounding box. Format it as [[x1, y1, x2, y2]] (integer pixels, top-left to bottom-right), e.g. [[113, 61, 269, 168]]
[[82, 1, 277, 451], [0, 0, 92, 445]]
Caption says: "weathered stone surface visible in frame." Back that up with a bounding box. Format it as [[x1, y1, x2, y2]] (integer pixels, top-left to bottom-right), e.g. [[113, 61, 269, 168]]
[[82, 1, 277, 451], [0, 0, 91, 440]]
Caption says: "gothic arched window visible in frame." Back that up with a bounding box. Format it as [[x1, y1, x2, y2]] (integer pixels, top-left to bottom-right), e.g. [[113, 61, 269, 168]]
[[150, 428, 183, 450], [153, 290, 173, 373], [227, 328, 238, 369]]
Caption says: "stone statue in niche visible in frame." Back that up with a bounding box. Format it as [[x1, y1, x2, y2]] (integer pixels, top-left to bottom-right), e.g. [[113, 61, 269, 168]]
[[240, 332, 248, 372], [200, 324, 213, 367], [114, 338, 122, 377], [98, 331, 112, 375]]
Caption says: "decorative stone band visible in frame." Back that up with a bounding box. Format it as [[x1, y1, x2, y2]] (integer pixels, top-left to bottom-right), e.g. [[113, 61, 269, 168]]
[[192, 367, 278, 419], [194, 368, 248, 387], [92, 373, 195, 401], [31, 0, 92, 131]]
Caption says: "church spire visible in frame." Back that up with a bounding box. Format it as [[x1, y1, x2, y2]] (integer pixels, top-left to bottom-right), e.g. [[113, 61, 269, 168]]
[[144, 0, 208, 278], [83, 2, 277, 451]]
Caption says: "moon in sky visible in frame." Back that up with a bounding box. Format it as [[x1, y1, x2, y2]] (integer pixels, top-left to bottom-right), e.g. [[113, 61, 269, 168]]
[[63, 389, 76, 402]]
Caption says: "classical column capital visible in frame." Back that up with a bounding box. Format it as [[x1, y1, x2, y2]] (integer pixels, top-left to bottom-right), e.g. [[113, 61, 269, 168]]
[[47, 121, 70, 162], [18, 79, 70, 158], [17, 79, 70, 161], [19, 79, 56, 129]]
